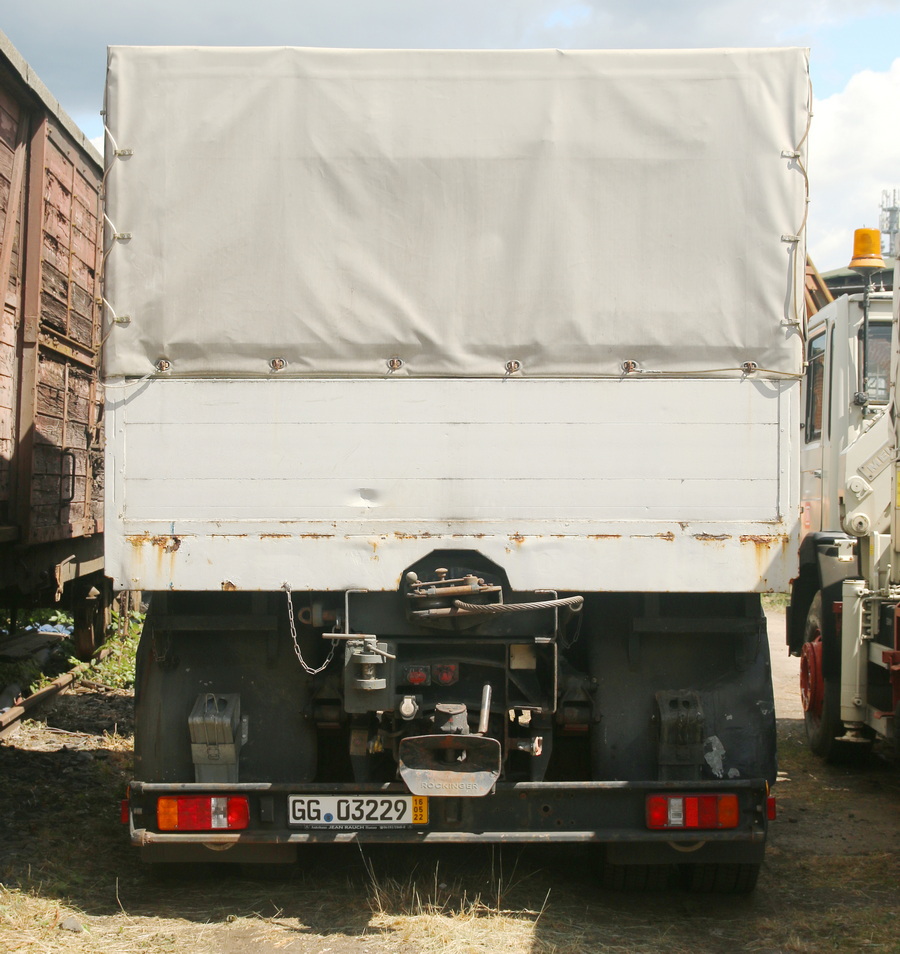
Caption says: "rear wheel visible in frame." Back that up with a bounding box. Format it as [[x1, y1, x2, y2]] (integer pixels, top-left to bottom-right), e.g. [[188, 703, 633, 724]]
[[800, 592, 873, 762], [146, 861, 218, 881], [599, 859, 672, 891], [240, 862, 297, 882], [683, 862, 760, 894], [800, 593, 844, 758]]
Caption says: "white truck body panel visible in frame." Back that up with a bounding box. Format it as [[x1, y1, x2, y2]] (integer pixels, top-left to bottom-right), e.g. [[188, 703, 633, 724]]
[[106, 376, 797, 591], [102, 47, 807, 593]]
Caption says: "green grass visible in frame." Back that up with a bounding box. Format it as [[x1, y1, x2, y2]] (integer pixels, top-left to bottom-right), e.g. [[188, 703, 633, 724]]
[[0, 605, 143, 697], [763, 593, 790, 609], [91, 609, 142, 689]]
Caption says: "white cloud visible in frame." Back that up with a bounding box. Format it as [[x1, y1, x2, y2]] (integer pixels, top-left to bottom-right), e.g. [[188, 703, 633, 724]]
[[5, 1, 899, 271], [808, 58, 900, 270], [522, 0, 897, 49], [5, 0, 898, 120]]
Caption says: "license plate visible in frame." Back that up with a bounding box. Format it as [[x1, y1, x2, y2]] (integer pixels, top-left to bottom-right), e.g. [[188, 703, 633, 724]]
[[287, 795, 428, 829]]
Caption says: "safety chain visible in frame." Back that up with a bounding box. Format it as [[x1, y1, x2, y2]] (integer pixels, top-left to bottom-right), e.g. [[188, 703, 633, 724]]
[[283, 583, 339, 675]]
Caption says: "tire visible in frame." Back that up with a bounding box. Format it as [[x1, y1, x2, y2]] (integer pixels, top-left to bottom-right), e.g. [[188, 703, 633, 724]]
[[800, 593, 874, 762], [239, 862, 297, 882], [146, 862, 216, 881], [800, 592, 844, 759], [599, 861, 672, 891], [684, 862, 760, 894]]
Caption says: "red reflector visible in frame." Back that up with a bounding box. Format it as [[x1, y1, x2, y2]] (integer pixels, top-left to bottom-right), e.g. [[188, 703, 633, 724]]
[[432, 663, 459, 686], [120, 799, 130, 825], [157, 796, 250, 831], [767, 795, 777, 821]]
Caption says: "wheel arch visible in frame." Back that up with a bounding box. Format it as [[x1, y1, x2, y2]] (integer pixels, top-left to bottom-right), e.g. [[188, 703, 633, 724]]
[[789, 533, 857, 675]]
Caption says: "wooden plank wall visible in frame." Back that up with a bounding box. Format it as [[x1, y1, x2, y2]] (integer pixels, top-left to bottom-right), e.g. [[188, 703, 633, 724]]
[[26, 125, 103, 543], [0, 69, 103, 549], [0, 85, 24, 534]]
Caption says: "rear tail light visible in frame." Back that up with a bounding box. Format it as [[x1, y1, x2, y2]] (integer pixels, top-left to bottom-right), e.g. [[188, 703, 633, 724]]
[[646, 794, 740, 830], [767, 795, 777, 820], [157, 796, 250, 831]]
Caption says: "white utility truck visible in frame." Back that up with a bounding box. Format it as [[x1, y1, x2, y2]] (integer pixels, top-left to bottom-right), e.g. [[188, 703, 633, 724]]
[[790, 230, 899, 758], [106, 47, 809, 891]]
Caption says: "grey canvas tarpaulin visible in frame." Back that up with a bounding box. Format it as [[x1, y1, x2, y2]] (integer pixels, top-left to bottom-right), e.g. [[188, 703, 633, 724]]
[[103, 47, 810, 379]]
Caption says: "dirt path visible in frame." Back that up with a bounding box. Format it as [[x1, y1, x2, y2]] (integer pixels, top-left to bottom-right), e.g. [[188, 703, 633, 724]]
[[1, 609, 897, 954], [766, 605, 803, 721]]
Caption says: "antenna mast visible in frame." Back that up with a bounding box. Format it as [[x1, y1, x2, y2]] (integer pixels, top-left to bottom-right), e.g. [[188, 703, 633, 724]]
[[881, 189, 899, 257]]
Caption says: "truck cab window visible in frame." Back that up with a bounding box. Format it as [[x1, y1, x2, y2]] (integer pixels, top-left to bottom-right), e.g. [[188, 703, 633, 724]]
[[860, 323, 892, 403], [805, 333, 826, 443]]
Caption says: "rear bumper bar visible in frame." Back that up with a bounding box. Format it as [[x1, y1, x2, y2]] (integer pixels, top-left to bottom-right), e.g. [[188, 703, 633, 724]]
[[128, 778, 769, 850]]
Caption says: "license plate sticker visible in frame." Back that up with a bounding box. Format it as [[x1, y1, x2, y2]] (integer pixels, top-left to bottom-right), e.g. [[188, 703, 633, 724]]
[[288, 795, 428, 828]]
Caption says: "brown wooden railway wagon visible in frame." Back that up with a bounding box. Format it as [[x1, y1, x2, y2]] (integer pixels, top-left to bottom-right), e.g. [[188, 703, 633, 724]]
[[0, 31, 108, 655]]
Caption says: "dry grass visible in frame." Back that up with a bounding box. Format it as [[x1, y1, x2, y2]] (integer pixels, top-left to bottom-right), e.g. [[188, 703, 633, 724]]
[[3, 840, 899, 954], [363, 852, 550, 954], [2, 682, 899, 954], [0, 883, 219, 954]]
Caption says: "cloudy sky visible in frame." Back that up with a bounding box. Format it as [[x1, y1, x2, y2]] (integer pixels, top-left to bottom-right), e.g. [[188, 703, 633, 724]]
[[3, 0, 899, 271]]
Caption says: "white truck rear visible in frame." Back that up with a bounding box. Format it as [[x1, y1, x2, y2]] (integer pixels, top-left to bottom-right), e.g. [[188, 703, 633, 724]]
[[105, 47, 808, 890]]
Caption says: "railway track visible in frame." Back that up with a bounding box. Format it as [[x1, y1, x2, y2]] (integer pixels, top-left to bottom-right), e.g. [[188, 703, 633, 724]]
[[0, 646, 115, 741]]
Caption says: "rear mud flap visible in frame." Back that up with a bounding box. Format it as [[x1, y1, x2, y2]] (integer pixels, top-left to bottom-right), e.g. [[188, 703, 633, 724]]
[[398, 734, 502, 797]]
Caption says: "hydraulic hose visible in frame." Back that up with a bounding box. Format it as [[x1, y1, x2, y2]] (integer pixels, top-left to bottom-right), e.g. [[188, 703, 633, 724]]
[[452, 595, 584, 615]]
